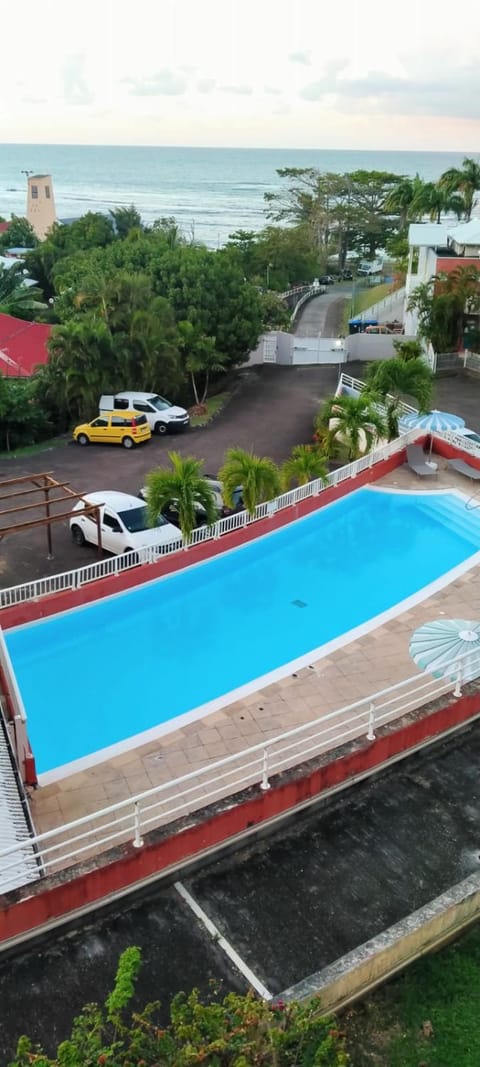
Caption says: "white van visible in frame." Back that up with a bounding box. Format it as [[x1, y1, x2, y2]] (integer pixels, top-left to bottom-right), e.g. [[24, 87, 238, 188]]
[[99, 392, 189, 435]]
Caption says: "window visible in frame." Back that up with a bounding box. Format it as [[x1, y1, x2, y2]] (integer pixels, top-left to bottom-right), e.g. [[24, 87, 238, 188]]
[[111, 415, 129, 426], [45, 185, 50, 198], [113, 398, 129, 410], [103, 513, 122, 532], [151, 392, 172, 407], [91, 417, 108, 428], [118, 506, 149, 533], [31, 185, 38, 199], [134, 414, 147, 425], [133, 402, 151, 413]]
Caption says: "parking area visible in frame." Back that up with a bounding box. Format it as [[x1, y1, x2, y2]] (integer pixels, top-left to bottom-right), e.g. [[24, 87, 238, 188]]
[[1, 363, 480, 591], [0, 364, 339, 589], [1, 722, 479, 1060]]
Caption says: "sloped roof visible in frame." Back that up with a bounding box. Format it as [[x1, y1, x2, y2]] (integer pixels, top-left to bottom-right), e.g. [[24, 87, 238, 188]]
[[446, 220, 480, 246], [0, 313, 51, 377], [408, 223, 451, 247]]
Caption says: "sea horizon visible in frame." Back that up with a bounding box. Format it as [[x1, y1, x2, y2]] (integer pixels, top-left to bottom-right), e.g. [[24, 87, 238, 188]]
[[1, 143, 474, 247]]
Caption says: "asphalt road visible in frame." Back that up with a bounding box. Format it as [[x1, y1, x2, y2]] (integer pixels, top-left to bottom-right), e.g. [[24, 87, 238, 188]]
[[1, 722, 479, 1060], [0, 363, 341, 589]]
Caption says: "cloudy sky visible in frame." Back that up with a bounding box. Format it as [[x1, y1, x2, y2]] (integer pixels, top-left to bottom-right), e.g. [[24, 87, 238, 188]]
[[2, 0, 480, 149]]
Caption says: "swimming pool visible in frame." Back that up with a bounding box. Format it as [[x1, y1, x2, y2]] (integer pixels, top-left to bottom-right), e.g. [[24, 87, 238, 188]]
[[6, 487, 480, 779]]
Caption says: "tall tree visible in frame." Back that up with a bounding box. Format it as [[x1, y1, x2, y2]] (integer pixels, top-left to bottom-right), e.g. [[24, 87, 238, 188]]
[[408, 266, 480, 352], [179, 320, 226, 404], [384, 175, 426, 228], [146, 452, 218, 542], [439, 157, 480, 220], [319, 394, 386, 461], [46, 318, 114, 419], [366, 357, 434, 435], [219, 448, 280, 516], [411, 182, 465, 224]]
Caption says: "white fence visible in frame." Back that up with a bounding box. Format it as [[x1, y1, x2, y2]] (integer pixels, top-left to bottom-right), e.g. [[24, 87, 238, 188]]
[[354, 285, 405, 322], [0, 644, 477, 888], [0, 430, 421, 612]]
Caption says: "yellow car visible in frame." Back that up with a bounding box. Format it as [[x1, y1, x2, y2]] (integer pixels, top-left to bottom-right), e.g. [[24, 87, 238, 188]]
[[73, 411, 152, 449]]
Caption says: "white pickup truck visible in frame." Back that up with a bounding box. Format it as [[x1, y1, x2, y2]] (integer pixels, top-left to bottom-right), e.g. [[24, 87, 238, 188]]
[[99, 392, 189, 435]]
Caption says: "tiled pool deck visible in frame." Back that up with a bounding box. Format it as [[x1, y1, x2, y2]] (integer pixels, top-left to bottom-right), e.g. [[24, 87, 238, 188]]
[[30, 463, 480, 837]]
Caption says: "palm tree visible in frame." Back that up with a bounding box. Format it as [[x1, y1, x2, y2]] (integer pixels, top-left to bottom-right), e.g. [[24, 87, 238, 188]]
[[47, 318, 114, 419], [367, 357, 434, 417], [438, 157, 480, 220], [410, 181, 465, 224], [281, 445, 328, 490], [384, 174, 426, 227], [219, 448, 280, 516], [319, 394, 386, 461], [0, 263, 46, 318], [146, 453, 218, 543]]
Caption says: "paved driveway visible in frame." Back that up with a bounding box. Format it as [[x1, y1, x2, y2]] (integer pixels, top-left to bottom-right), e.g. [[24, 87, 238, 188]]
[[0, 364, 340, 589]]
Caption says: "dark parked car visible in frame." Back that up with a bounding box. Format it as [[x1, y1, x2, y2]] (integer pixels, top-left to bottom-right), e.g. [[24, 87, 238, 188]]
[[317, 274, 335, 285]]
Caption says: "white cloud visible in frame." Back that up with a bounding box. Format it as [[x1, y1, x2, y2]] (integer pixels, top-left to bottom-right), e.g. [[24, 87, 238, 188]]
[[126, 70, 188, 96], [220, 84, 253, 96], [289, 50, 311, 65], [0, 0, 480, 148]]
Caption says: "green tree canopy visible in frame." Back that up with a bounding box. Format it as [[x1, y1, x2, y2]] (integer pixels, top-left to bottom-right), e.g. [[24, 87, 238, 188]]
[[0, 215, 38, 251], [438, 157, 480, 220]]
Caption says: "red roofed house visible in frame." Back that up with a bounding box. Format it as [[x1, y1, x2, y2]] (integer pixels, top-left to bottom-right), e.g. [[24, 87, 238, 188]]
[[0, 312, 51, 377]]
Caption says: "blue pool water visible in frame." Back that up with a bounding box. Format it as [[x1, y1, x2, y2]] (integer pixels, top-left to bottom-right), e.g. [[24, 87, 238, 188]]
[[6, 488, 480, 776]]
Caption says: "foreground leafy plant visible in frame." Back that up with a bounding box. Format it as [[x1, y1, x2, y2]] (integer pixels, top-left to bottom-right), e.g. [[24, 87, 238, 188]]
[[9, 948, 348, 1066]]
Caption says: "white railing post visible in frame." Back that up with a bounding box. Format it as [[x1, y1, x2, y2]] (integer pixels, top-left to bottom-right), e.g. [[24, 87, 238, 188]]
[[366, 702, 376, 741], [260, 749, 271, 791], [132, 802, 143, 848], [453, 662, 463, 699]]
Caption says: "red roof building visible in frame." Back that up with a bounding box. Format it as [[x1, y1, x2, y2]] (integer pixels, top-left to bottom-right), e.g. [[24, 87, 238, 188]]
[[0, 222, 10, 235], [0, 313, 51, 377]]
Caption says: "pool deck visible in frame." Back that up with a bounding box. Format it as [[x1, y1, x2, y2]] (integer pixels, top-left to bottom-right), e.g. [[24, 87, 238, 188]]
[[29, 462, 480, 840]]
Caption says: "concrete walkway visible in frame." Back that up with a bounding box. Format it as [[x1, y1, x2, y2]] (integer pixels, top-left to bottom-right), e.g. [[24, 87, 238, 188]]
[[30, 463, 480, 848]]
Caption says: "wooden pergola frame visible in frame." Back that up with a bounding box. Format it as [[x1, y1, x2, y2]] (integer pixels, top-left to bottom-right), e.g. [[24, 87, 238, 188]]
[[0, 472, 103, 558]]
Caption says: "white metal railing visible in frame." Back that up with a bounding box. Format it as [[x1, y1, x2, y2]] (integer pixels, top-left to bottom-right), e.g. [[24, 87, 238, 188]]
[[338, 372, 418, 418], [434, 429, 480, 456], [0, 430, 421, 611], [0, 644, 478, 887]]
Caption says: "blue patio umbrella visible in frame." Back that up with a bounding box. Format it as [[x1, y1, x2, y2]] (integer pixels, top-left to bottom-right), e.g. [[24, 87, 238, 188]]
[[400, 410, 465, 433], [409, 619, 480, 693]]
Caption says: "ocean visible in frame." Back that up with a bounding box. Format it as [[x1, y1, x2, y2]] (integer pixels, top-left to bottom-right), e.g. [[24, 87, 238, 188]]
[[0, 143, 470, 248]]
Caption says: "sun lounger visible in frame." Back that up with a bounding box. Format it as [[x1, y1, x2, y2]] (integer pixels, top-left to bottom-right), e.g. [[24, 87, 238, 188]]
[[406, 444, 438, 478], [447, 458, 480, 481]]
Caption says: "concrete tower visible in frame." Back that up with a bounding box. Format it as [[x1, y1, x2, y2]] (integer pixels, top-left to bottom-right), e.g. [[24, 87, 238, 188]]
[[27, 174, 57, 240]]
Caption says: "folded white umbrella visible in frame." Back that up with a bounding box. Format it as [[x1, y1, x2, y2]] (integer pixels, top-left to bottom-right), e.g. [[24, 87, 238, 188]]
[[409, 619, 480, 688]]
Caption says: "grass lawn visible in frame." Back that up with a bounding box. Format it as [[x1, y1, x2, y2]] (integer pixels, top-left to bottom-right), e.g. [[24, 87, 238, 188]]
[[352, 282, 395, 317], [0, 435, 67, 460], [189, 391, 231, 427], [344, 923, 480, 1065], [341, 282, 399, 334]]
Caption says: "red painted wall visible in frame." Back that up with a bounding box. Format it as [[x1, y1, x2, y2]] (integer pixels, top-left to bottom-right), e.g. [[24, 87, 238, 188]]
[[1, 445, 421, 631], [1, 688, 479, 948], [435, 257, 480, 276], [431, 435, 480, 471]]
